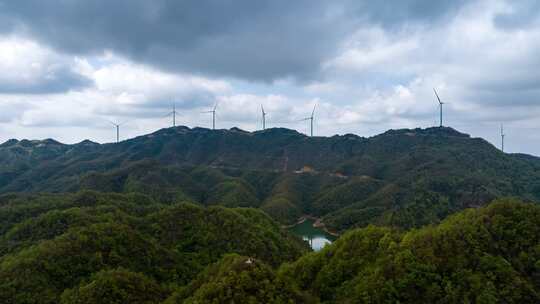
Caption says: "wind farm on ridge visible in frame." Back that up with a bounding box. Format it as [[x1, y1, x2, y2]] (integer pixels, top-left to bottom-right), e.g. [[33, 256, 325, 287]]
[[100, 87, 508, 153]]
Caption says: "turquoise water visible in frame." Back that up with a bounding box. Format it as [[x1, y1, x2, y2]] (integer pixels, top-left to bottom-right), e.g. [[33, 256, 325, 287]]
[[289, 218, 337, 251]]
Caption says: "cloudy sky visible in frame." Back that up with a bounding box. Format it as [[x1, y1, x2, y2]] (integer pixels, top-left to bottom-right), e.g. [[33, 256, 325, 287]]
[[0, 0, 539, 154]]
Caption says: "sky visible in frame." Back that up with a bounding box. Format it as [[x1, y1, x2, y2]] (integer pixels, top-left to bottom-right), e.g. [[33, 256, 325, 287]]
[[0, 0, 539, 154]]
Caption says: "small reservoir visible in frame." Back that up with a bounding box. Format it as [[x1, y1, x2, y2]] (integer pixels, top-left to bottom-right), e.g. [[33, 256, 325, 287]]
[[289, 218, 337, 251]]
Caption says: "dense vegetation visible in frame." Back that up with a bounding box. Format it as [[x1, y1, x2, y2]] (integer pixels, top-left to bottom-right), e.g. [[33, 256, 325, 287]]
[[0, 193, 537, 303], [165, 254, 316, 304], [282, 199, 540, 303], [0, 191, 308, 304], [2, 126, 540, 233]]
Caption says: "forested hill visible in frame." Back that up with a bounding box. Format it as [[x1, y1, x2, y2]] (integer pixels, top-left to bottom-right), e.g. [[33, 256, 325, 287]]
[[2, 126, 540, 231], [0, 191, 309, 303], [1, 194, 538, 303], [0, 126, 486, 175], [281, 199, 540, 303]]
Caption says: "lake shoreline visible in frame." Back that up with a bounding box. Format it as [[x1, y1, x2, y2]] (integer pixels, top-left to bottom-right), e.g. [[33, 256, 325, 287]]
[[283, 215, 340, 237], [312, 217, 340, 237]]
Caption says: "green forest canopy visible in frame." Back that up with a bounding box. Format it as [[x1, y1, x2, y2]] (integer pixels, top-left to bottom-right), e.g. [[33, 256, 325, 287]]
[[3, 126, 540, 233], [0, 192, 538, 303]]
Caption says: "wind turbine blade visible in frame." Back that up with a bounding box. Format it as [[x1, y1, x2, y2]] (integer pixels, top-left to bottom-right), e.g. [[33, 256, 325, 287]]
[[261, 104, 265, 114], [213, 102, 218, 111], [433, 88, 442, 104], [107, 120, 118, 127], [311, 103, 317, 117]]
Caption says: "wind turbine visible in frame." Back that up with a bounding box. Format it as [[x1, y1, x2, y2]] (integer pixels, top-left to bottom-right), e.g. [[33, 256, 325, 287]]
[[166, 103, 180, 127], [501, 124, 505, 152], [433, 88, 444, 127], [108, 120, 129, 143], [261, 105, 267, 130], [299, 104, 317, 137], [202, 103, 218, 130]]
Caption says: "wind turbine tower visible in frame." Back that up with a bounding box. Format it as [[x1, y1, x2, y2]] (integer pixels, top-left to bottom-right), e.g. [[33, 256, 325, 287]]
[[501, 124, 505, 152], [172, 103, 177, 127], [108, 120, 129, 143], [433, 88, 444, 127], [202, 103, 218, 130], [165, 103, 180, 127], [261, 105, 267, 130], [300, 104, 317, 137]]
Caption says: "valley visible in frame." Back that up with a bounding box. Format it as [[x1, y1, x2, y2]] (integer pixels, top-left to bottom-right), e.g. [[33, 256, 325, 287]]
[[2, 126, 540, 233], [1, 126, 539, 303]]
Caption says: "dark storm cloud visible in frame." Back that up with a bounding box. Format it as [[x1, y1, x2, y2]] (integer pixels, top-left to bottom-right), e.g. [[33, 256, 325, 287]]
[[0, 67, 93, 94], [0, 0, 469, 82]]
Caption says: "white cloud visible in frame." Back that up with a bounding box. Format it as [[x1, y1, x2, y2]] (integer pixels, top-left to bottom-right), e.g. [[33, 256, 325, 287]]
[[90, 59, 230, 99], [0, 35, 90, 93], [325, 28, 419, 74]]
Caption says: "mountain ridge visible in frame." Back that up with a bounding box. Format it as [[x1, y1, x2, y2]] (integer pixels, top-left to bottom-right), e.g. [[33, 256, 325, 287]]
[[1, 125, 539, 232], [0, 125, 477, 147]]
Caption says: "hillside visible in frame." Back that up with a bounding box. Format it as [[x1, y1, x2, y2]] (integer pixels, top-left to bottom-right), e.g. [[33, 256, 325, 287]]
[[165, 254, 316, 304], [0, 191, 308, 304], [2, 126, 540, 231], [281, 199, 540, 303], [2, 196, 535, 303]]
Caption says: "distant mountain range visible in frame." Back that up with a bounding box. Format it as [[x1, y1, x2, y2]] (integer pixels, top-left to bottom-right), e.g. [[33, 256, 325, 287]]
[[2, 126, 540, 232]]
